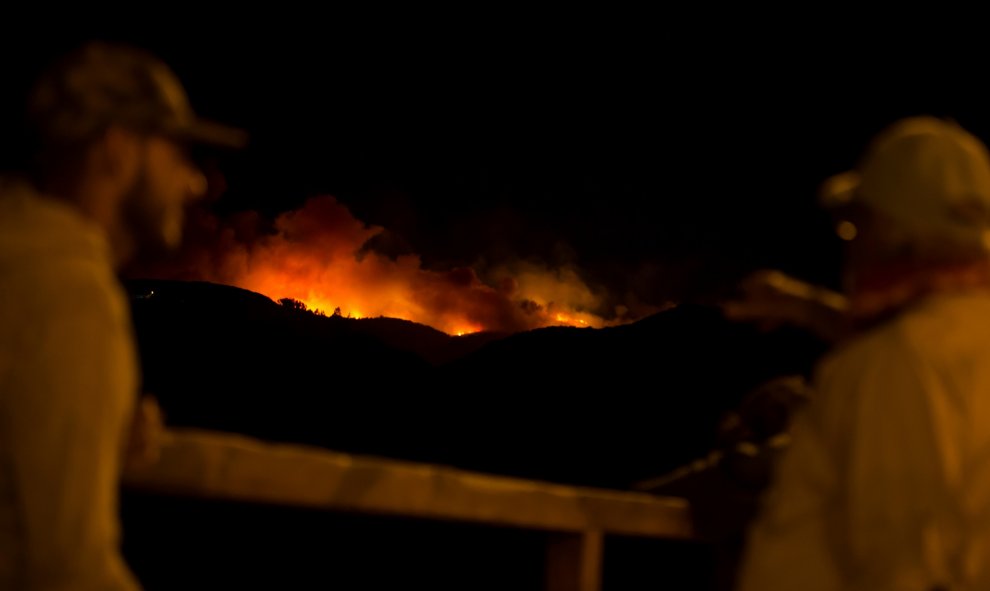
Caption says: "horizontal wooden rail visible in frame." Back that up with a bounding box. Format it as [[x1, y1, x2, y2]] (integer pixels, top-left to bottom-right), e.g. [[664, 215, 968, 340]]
[[123, 428, 694, 590]]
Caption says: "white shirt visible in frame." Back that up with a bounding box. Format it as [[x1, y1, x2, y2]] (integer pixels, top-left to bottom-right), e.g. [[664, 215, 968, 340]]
[[0, 179, 141, 590], [739, 290, 990, 591]]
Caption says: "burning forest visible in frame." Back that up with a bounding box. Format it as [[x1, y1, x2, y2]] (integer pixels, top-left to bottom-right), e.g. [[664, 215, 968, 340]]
[[136, 195, 663, 335]]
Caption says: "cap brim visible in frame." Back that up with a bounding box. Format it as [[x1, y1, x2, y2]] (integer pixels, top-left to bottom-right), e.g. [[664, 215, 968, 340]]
[[819, 170, 861, 210], [169, 118, 249, 150]]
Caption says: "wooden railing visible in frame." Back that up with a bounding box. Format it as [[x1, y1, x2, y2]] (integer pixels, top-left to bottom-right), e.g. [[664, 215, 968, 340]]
[[123, 428, 694, 591]]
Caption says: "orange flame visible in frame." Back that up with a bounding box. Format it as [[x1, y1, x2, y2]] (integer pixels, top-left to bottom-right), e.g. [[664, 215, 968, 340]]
[[154, 197, 636, 335]]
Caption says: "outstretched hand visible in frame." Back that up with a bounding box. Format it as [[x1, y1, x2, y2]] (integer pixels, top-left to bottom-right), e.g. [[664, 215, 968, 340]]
[[722, 269, 850, 342]]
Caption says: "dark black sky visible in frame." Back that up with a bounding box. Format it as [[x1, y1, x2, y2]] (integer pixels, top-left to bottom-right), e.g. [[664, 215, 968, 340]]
[[3, 21, 987, 305]]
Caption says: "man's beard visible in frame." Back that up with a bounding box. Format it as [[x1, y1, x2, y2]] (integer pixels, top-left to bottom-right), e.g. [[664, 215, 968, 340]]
[[119, 164, 183, 263]]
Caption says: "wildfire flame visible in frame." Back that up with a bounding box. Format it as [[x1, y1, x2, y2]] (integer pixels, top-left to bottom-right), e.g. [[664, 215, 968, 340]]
[[152, 196, 639, 335]]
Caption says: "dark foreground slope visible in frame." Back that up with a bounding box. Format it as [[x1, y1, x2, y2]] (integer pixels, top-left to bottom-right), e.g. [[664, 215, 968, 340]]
[[126, 279, 826, 488]]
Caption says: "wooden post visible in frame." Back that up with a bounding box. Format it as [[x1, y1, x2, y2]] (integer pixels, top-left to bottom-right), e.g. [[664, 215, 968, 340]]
[[546, 530, 603, 591]]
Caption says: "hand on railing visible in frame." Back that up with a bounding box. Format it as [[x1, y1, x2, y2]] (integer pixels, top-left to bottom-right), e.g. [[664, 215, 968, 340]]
[[124, 395, 169, 472]]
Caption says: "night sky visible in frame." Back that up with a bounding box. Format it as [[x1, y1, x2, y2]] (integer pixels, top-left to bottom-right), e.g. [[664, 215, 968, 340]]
[[2, 21, 986, 308]]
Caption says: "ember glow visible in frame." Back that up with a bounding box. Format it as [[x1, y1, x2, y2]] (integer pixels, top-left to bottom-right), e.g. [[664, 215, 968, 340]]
[[155, 197, 644, 335]]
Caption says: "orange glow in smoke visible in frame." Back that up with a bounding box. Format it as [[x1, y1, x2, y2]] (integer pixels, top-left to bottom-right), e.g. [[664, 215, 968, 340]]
[[162, 197, 637, 335]]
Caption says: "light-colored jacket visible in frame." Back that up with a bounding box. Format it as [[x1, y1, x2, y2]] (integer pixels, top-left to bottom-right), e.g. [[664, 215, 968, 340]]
[[0, 179, 141, 590], [739, 290, 990, 591]]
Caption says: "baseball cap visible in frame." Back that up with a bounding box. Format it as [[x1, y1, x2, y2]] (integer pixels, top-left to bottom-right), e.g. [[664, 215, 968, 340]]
[[819, 117, 990, 251], [27, 41, 247, 150]]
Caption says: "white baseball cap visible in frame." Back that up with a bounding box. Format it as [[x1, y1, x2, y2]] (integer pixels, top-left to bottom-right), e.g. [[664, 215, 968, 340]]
[[820, 116, 990, 252]]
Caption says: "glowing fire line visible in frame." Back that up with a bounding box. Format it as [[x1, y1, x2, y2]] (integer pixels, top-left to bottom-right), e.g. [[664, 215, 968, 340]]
[[156, 197, 647, 335]]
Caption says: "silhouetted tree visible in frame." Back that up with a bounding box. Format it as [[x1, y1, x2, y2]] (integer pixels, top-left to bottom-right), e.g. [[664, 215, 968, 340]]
[[278, 298, 307, 311]]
